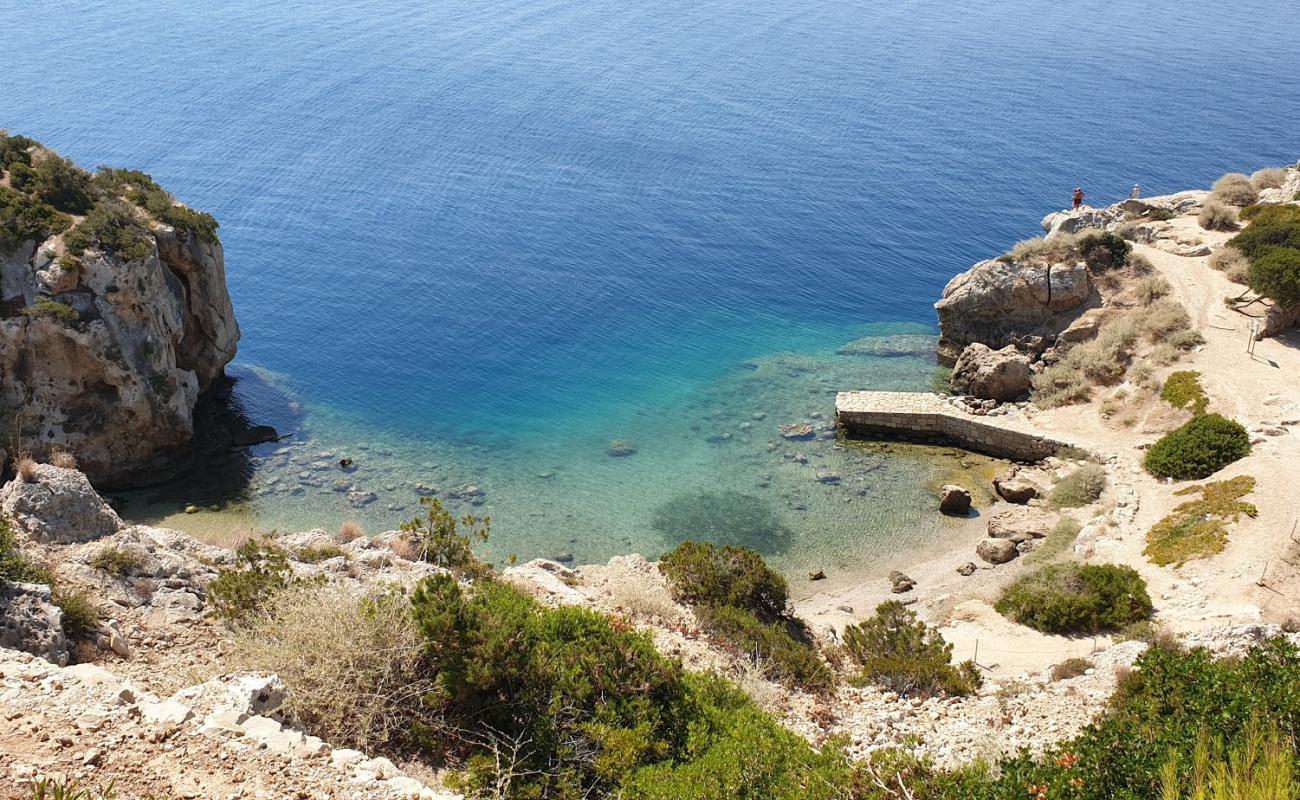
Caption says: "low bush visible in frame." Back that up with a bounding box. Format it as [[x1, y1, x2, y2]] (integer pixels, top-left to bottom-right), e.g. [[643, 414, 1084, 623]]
[[1, 517, 54, 586], [659, 540, 788, 621], [89, 546, 144, 576], [1077, 230, 1132, 271], [995, 562, 1152, 634], [1211, 172, 1258, 206], [230, 584, 435, 753], [0, 132, 38, 169], [1050, 657, 1093, 681], [842, 601, 981, 697], [1198, 198, 1238, 231], [49, 449, 78, 469], [293, 544, 346, 563], [1145, 475, 1256, 566], [1000, 233, 1079, 264], [1025, 516, 1082, 565], [20, 296, 79, 325], [1132, 275, 1169, 305], [1248, 246, 1300, 306], [397, 496, 491, 578], [1208, 245, 1251, 283], [1114, 618, 1180, 648], [52, 586, 100, 640], [209, 539, 311, 621], [26, 778, 122, 800], [30, 155, 94, 214], [1250, 166, 1289, 190], [63, 200, 153, 261], [1160, 370, 1208, 415], [1048, 463, 1108, 509], [1230, 204, 1300, 260], [1146, 206, 1176, 221], [693, 603, 833, 692], [0, 185, 71, 253], [1143, 413, 1250, 480]]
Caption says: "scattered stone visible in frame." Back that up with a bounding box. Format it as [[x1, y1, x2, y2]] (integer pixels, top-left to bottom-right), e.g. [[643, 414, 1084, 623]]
[[338, 457, 355, 469], [938, 485, 972, 516], [0, 582, 68, 665], [809, 569, 827, 581], [987, 506, 1053, 543], [956, 562, 977, 576], [889, 571, 916, 593], [815, 471, 841, 485], [976, 538, 1019, 564], [993, 469, 1040, 504]]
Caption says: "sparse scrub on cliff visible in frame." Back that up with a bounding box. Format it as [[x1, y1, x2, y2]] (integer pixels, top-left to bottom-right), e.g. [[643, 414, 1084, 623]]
[[1078, 230, 1132, 271], [0, 185, 71, 253], [210, 539, 315, 621], [1145, 476, 1256, 566], [397, 495, 491, 579], [292, 543, 346, 563], [1199, 198, 1239, 231], [693, 603, 833, 691], [49, 448, 78, 469], [63, 199, 153, 261], [1050, 657, 1093, 681], [1209, 245, 1251, 283], [1250, 167, 1289, 190], [1211, 172, 1259, 207], [15, 455, 39, 482], [52, 586, 101, 641], [1143, 413, 1250, 480], [1033, 315, 1141, 407], [19, 296, 80, 325], [0, 132, 38, 169], [1000, 233, 1078, 263], [1, 517, 53, 586], [230, 584, 435, 753], [1133, 275, 1169, 305], [1048, 463, 1108, 509], [842, 601, 981, 698], [995, 563, 1152, 635], [89, 545, 144, 577], [29, 154, 94, 215], [338, 520, 364, 542]]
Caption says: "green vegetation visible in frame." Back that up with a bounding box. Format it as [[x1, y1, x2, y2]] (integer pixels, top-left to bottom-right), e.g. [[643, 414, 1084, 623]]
[[210, 539, 314, 621], [89, 545, 144, 576], [0, 132, 38, 168], [1025, 516, 1083, 565], [1048, 463, 1108, 509], [1143, 413, 1250, 480], [659, 540, 830, 691], [20, 296, 80, 325], [52, 586, 101, 640], [842, 601, 981, 697], [1226, 205, 1300, 306], [1077, 230, 1132, 271], [64, 199, 154, 260], [1146, 206, 1176, 221], [1161, 370, 1209, 415], [1159, 723, 1296, 800], [27, 778, 126, 800], [0, 517, 54, 586], [0, 185, 71, 252], [1145, 476, 1256, 566], [397, 495, 491, 578], [1248, 247, 1300, 306], [28, 155, 94, 214], [293, 544, 347, 563], [995, 562, 1152, 634]]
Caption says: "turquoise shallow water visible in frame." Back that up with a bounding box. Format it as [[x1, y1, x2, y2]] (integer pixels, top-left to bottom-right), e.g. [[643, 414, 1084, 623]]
[[3, 0, 1298, 576]]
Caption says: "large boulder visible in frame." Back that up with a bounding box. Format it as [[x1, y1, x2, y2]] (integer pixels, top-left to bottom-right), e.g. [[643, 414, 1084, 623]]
[[987, 506, 1054, 543], [949, 344, 1033, 401], [976, 538, 1019, 564], [993, 469, 1040, 504], [0, 582, 68, 665], [938, 484, 972, 516], [934, 258, 1092, 363], [1, 465, 123, 543], [0, 141, 239, 488]]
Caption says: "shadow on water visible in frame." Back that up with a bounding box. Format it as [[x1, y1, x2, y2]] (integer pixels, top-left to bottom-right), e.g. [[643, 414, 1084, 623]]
[[650, 489, 794, 557], [110, 365, 305, 523]]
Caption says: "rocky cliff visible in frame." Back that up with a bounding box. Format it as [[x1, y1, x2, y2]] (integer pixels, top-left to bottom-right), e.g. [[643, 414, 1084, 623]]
[[0, 133, 239, 486]]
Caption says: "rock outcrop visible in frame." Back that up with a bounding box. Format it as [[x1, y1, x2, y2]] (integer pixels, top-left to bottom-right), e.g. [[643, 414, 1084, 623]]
[[934, 258, 1092, 363], [949, 343, 1033, 401], [0, 581, 68, 665], [0, 463, 124, 543], [0, 138, 239, 487]]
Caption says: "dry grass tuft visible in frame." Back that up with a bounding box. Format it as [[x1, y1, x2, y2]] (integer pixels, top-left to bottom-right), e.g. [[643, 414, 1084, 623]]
[[1250, 167, 1288, 190], [1208, 246, 1251, 284], [49, 449, 78, 470], [1004, 233, 1079, 264], [1211, 172, 1258, 207], [1133, 275, 1170, 306], [338, 520, 365, 542], [229, 583, 437, 753], [16, 454, 38, 482], [1198, 198, 1239, 231], [189, 526, 257, 551], [606, 580, 682, 624]]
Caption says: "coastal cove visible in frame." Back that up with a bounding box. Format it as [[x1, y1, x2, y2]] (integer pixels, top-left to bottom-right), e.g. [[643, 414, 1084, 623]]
[[6, 0, 1299, 580]]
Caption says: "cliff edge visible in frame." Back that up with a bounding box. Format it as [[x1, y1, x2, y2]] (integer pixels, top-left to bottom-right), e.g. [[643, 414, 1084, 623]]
[[0, 132, 239, 487]]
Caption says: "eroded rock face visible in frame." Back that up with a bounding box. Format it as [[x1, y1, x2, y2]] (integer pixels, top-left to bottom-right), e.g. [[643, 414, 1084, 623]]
[[949, 344, 1033, 401], [0, 209, 238, 488], [0, 582, 68, 665], [0, 464, 124, 543], [934, 258, 1092, 363]]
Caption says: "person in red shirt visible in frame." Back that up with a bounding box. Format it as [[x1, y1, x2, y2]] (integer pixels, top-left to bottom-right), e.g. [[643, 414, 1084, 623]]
[[1072, 186, 1085, 210]]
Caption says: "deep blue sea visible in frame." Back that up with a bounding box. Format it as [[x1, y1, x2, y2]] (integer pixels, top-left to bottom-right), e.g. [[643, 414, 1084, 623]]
[[5, 0, 1298, 583]]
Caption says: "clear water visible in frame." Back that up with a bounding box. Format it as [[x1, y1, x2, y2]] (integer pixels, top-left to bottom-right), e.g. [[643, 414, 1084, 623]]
[[4, 0, 1297, 580]]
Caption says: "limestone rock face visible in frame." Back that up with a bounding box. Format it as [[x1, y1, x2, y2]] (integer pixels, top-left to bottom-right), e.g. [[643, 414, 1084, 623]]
[[1040, 207, 1124, 238], [0, 582, 68, 665], [0, 212, 238, 488], [0, 465, 124, 543], [934, 258, 1092, 363], [949, 344, 1033, 401]]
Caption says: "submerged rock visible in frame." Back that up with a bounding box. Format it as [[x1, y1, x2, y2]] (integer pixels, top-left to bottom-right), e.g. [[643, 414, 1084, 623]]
[[606, 440, 638, 457], [780, 423, 816, 440]]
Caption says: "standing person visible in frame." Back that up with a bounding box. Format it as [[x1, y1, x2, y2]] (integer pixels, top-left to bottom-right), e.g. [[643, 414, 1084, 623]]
[[1130, 183, 1142, 199], [1072, 186, 1085, 210]]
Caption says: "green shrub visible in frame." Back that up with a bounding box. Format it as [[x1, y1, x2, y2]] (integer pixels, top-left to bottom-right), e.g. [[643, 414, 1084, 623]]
[[20, 296, 79, 325], [1146, 207, 1176, 221], [8, 160, 36, 190], [1198, 198, 1238, 231], [659, 540, 789, 621], [293, 544, 346, 563], [30, 155, 94, 214], [0, 132, 38, 168], [1025, 516, 1082, 565], [63, 199, 153, 260], [0, 517, 54, 586], [842, 601, 981, 697], [89, 546, 144, 576], [1143, 413, 1250, 480], [1159, 723, 1297, 799], [1048, 463, 1108, 509], [26, 777, 123, 800], [159, 203, 219, 243], [1145, 476, 1256, 566], [1211, 172, 1258, 207], [397, 495, 490, 578], [209, 539, 307, 621], [0, 185, 71, 252], [1248, 246, 1300, 306], [52, 586, 100, 640], [1161, 370, 1208, 415], [1229, 204, 1300, 260], [92, 167, 162, 198], [1077, 231, 1132, 271], [693, 604, 832, 692], [995, 562, 1152, 634]]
